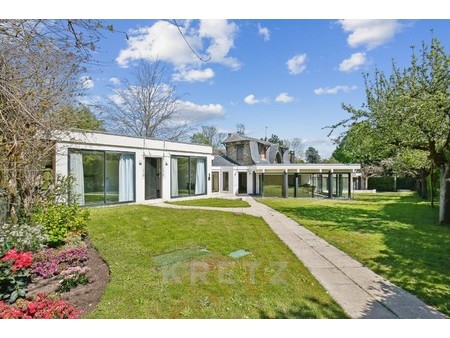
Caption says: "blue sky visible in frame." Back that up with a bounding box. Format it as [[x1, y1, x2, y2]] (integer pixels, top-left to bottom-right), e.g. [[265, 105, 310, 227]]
[[3, 2, 449, 158], [79, 19, 450, 158]]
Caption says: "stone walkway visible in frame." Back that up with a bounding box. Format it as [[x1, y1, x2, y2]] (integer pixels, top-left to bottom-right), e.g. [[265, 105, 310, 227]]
[[154, 196, 447, 319]]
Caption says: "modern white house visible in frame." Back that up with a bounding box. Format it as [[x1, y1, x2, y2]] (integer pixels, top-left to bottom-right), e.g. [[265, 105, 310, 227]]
[[54, 131, 213, 206], [53, 131, 360, 206]]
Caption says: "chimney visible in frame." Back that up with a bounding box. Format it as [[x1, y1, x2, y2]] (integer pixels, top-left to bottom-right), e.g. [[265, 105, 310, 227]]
[[289, 151, 295, 163], [228, 133, 232, 137]]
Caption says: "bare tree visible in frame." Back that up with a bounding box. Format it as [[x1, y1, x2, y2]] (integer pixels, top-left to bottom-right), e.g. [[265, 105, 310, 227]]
[[107, 61, 191, 141], [0, 19, 106, 222], [191, 125, 226, 151], [284, 138, 304, 162]]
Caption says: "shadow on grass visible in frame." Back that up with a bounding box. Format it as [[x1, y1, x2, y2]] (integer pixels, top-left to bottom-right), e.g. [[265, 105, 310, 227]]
[[266, 193, 450, 316], [259, 296, 348, 319]]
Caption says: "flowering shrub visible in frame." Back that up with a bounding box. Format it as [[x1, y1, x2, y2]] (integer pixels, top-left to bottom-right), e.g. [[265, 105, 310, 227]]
[[0, 293, 82, 318], [57, 266, 90, 292], [33, 202, 89, 247], [32, 247, 88, 279], [0, 249, 33, 303], [0, 223, 48, 254]]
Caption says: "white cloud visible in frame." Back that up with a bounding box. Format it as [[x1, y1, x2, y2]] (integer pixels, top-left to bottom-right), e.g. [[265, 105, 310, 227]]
[[286, 54, 307, 75], [173, 68, 215, 82], [109, 77, 121, 85], [339, 19, 402, 50], [244, 94, 260, 105], [80, 76, 94, 89], [177, 100, 225, 122], [258, 23, 270, 41], [339, 52, 368, 72], [275, 92, 294, 103], [313, 85, 357, 95], [116, 19, 239, 82]]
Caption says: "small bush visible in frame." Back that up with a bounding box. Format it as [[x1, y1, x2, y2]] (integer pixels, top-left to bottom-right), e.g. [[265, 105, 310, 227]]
[[0, 223, 48, 254], [0, 249, 33, 303], [32, 247, 88, 279], [33, 202, 89, 247], [0, 293, 82, 319], [57, 266, 90, 292]]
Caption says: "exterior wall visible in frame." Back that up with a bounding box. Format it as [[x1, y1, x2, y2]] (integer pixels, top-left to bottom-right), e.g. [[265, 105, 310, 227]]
[[54, 132, 213, 204], [211, 166, 234, 194], [225, 142, 254, 165]]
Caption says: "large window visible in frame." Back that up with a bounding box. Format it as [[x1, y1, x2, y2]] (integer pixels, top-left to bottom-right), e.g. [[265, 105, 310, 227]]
[[69, 149, 135, 206], [171, 156, 206, 198]]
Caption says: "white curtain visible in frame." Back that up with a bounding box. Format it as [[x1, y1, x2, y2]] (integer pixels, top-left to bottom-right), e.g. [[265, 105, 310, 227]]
[[195, 159, 206, 195], [69, 152, 85, 205], [171, 158, 178, 197], [119, 154, 134, 202]]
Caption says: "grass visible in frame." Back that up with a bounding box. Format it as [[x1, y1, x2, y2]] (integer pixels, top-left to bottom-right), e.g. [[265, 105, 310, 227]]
[[258, 192, 450, 316], [86, 205, 347, 318], [168, 198, 250, 208]]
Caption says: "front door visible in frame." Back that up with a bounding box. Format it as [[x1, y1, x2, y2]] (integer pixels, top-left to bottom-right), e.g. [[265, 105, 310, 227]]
[[238, 172, 247, 194], [145, 157, 161, 199]]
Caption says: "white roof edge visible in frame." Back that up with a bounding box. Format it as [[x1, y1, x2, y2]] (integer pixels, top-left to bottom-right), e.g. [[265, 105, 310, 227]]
[[52, 130, 213, 154]]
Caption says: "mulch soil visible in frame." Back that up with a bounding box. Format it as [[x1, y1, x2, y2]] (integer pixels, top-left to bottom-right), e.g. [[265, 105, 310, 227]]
[[27, 238, 110, 316]]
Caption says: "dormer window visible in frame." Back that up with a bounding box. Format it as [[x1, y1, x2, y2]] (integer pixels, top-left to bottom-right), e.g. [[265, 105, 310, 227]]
[[261, 148, 266, 160]]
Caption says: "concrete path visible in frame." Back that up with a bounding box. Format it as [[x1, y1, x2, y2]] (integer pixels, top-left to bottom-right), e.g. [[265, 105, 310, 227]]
[[154, 196, 447, 319]]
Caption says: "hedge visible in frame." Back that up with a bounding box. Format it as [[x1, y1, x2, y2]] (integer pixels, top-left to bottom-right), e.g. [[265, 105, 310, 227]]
[[368, 176, 396, 192]]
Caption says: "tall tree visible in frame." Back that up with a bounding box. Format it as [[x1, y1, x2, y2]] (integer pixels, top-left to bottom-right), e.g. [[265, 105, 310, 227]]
[[107, 61, 191, 141], [0, 19, 106, 222], [57, 105, 105, 131], [190, 125, 226, 151], [331, 38, 450, 224], [305, 147, 321, 163], [268, 134, 286, 146]]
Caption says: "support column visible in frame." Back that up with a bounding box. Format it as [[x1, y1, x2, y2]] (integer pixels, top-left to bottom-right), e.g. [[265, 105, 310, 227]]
[[283, 171, 288, 198], [253, 172, 256, 195], [328, 171, 332, 198], [348, 172, 352, 198], [260, 173, 264, 197], [294, 173, 299, 198], [339, 174, 344, 197]]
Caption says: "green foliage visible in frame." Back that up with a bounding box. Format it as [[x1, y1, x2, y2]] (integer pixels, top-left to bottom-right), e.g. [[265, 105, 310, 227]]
[[396, 177, 417, 190], [190, 125, 226, 150], [0, 249, 33, 304], [368, 176, 396, 192], [305, 147, 321, 163], [268, 134, 286, 146], [0, 223, 48, 254], [34, 203, 89, 248]]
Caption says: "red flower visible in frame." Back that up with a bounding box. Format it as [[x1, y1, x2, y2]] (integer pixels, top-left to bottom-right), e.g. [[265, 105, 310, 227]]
[[1, 248, 33, 273]]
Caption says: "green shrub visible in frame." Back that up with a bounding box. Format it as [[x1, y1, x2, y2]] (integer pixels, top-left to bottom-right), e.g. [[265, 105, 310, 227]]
[[396, 176, 417, 190], [33, 203, 89, 248], [0, 223, 48, 254], [368, 176, 396, 192]]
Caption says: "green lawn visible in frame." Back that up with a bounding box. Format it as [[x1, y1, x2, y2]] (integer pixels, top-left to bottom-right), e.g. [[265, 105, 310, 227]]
[[168, 198, 250, 208], [259, 192, 450, 316], [86, 205, 347, 318]]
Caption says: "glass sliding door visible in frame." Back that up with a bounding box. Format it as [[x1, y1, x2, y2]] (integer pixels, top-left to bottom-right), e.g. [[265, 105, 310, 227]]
[[69, 149, 135, 205], [80, 151, 105, 205], [171, 156, 207, 198]]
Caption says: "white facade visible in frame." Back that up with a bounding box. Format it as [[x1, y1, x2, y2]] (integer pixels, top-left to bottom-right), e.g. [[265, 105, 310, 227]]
[[54, 131, 214, 205]]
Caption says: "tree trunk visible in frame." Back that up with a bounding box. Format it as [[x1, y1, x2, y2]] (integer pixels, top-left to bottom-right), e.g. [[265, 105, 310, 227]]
[[439, 164, 450, 225], [420, 170, 428, 200]]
